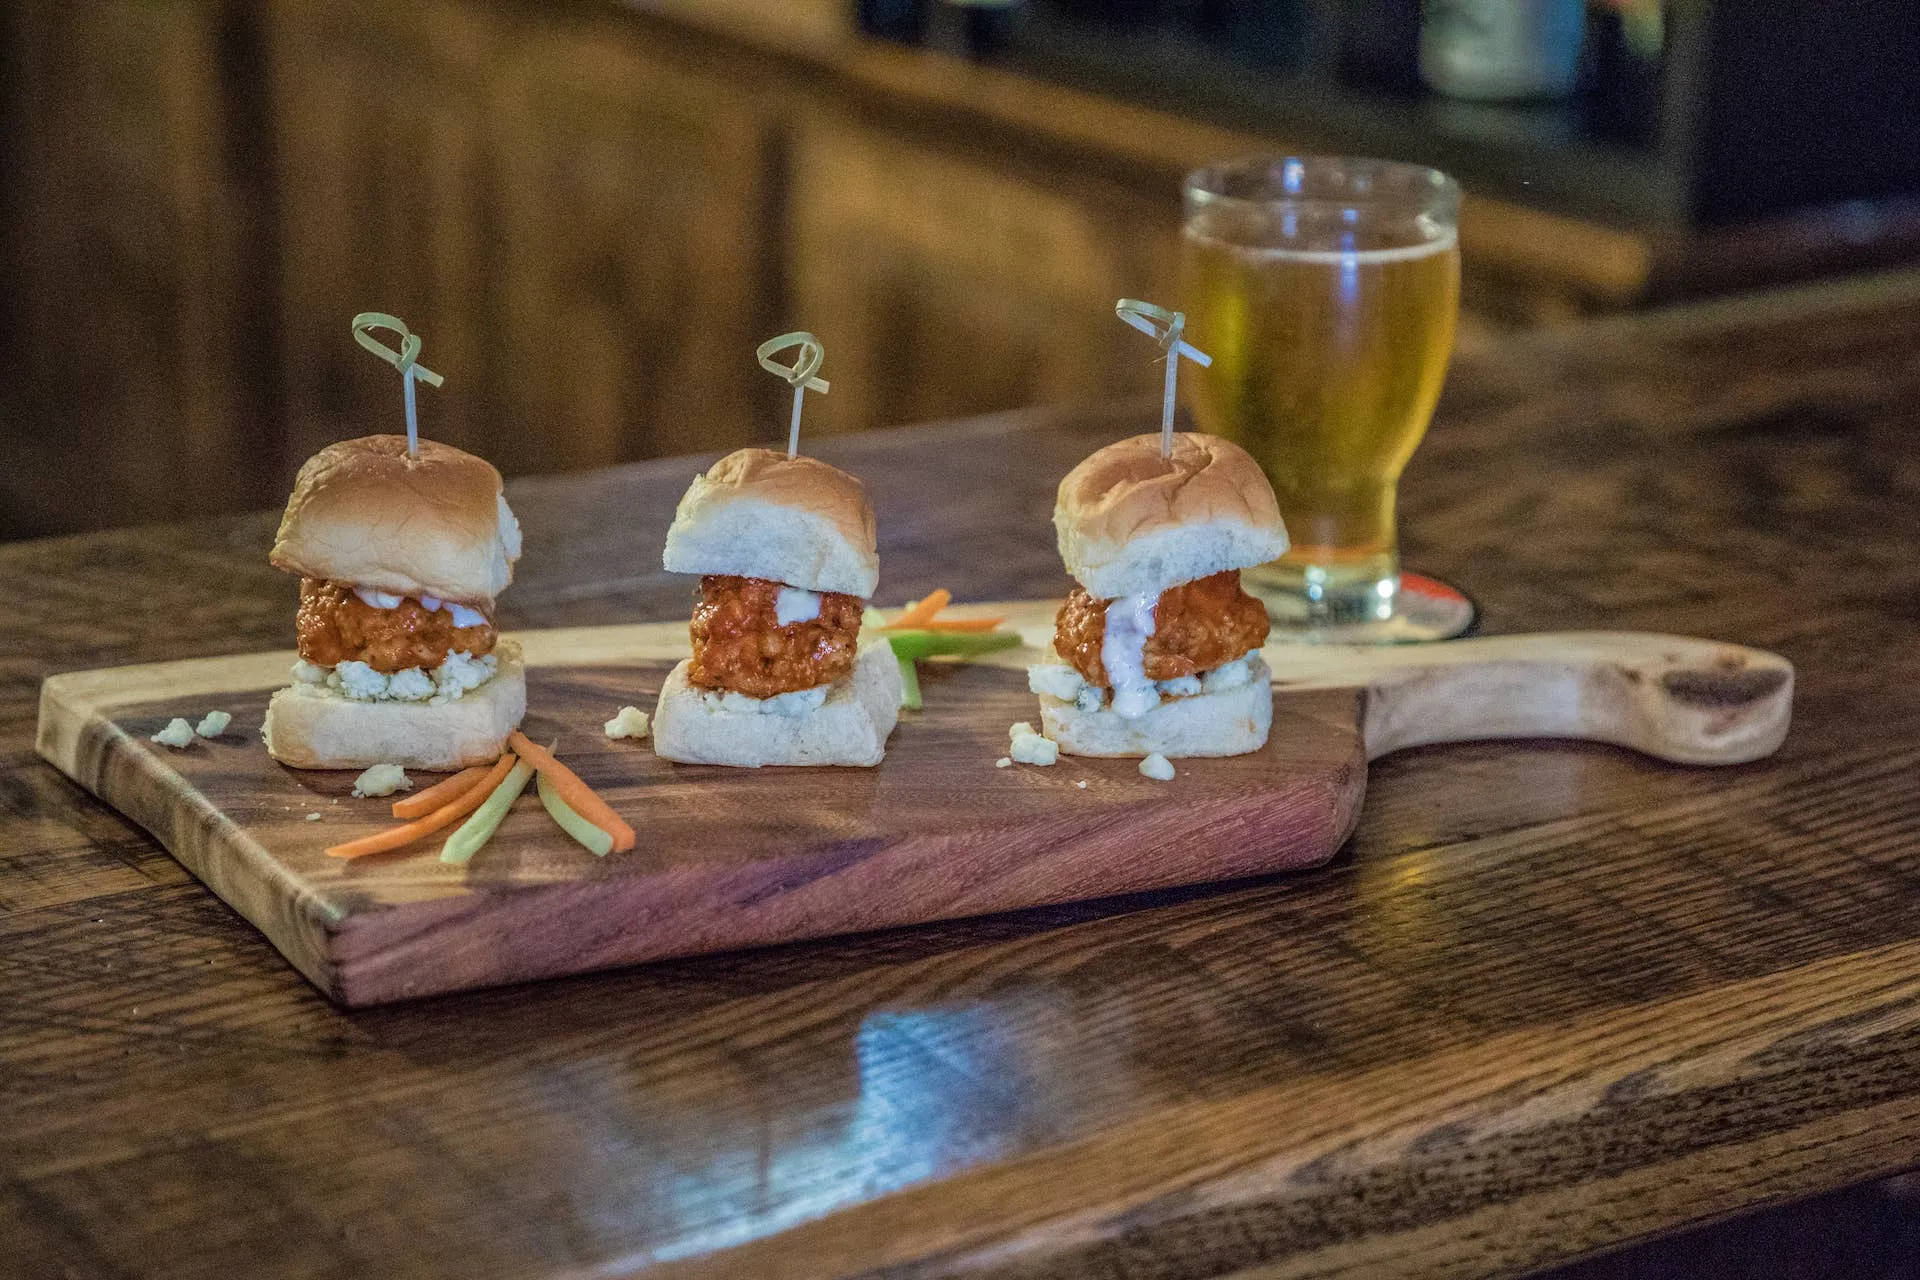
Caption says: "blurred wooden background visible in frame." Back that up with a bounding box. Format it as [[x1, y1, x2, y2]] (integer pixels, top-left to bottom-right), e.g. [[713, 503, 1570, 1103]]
[[0, 0, 1641, 539], [0, 0, 1866, 539]]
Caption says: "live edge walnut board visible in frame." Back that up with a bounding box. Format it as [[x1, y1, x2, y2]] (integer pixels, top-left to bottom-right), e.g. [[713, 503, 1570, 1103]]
[[35, 602, 1792, 1006]]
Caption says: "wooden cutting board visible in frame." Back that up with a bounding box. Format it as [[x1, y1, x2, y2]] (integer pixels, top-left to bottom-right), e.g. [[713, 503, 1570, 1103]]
[[35, 602, 1792, 1006]]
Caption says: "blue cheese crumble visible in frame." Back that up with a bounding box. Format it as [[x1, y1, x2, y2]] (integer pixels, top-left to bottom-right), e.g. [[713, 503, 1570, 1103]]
[[291, 650, 499, 704], [698, 684, 830, 717], [150, 718, 195, 749], [1027, 652, 1258, 718]]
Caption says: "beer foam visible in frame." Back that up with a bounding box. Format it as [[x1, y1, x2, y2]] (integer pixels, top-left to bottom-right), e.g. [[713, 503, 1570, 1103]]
[[1187, 227, 1457, 265]]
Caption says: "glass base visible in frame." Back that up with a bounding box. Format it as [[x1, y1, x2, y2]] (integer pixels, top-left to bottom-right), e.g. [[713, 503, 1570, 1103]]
[[1244, 564, 1478, 644]]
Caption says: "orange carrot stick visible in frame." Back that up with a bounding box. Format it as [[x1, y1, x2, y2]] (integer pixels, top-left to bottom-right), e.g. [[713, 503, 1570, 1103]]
[[392, 764, 491, 819], [883, 589, 951, 630], [914, 616, 1006, 632], [507, 732, 635, 853], [327, 752, 518, 860]]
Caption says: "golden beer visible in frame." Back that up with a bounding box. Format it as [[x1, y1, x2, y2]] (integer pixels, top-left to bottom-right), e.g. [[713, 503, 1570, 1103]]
[[1181, 157, 1461, 628], [1183, 233, 1458, 588]]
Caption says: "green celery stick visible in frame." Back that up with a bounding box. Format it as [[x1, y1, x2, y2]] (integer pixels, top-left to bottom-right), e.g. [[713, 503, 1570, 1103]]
[[896, 653, 922, 711], [883, 630, 1022, 661], [440, 759, 533, 865], [537, 771, 615, 857]]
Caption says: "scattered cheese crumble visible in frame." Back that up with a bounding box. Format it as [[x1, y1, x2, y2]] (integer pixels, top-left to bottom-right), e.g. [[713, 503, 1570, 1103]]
[[1075, 780, 1088, 789], [1008, 721, 1059, 766], [194, 710, 232, 739], [1139, 753, 1176, 782], [995, 756, 1012, 768], [305, 812, 322, 822], [351, 764, 412, 798], [149, 718, 195, 749], [604, 706, 652, 740], [1011, 736, 1058, 765]]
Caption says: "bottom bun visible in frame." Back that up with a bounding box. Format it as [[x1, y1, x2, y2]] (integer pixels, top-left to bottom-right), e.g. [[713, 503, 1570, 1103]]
[[263, 642, 526, 770], [1038, 654, 1272, 758], [652, 642, 902, 768]]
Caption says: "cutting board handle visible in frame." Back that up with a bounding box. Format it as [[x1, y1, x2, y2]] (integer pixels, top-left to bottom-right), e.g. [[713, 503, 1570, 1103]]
[[1275, 632, 1794, 765]]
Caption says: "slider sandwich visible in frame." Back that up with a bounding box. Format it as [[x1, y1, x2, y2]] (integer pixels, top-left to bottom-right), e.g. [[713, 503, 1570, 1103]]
[[263, 435, 526, 769], [652, 448, 901, 767], [1028, 432, 1289, 757]]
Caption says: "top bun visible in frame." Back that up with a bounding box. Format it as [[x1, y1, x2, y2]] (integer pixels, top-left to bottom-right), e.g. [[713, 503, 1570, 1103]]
[[1053, 432, 1289, 600], [662, 448, 879, 598], [270, 435, 522, 607]]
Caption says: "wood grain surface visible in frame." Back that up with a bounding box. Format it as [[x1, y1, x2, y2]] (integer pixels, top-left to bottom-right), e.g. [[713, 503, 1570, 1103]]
[[31, 633, 1357, 1007], [4, 271, 1920, 1277], [32, 614, 1788, 1006]]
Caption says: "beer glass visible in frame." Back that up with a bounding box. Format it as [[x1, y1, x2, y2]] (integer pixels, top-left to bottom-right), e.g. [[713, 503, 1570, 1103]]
[[1181, 156, 1472, 641]]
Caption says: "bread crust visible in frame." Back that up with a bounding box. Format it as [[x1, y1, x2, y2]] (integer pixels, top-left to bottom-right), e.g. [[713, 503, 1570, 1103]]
[[1036, 654, 1273, 758], [662, 448, 879, 597], [1053, 433, 1289, 600], [270, 435, 521, 607], [262, 642, 526, 770], [650, 641, 901, 767]]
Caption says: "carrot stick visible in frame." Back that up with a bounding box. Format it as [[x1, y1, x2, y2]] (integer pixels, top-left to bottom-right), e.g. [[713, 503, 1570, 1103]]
[[507, 732, 635, 853], [883, 589, 951, 630], [914, 616, 1006, 632], [392, 764, 491, 819], [326, 751, 518, 860]]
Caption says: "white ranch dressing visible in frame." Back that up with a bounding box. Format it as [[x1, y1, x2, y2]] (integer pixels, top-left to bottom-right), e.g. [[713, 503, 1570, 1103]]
[[442, 601, 487, 628], [1102, 592, 1160, 719], [351, 586, 487, 629], [775, 586, 823, 626]]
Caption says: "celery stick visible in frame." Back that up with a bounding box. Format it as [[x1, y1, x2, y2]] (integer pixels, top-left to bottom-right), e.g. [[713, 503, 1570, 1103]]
[[897, 654, 922, 711], [883, 630, 1022, 661], [537, 771, 615, 857], [440, 760, 533, 865]]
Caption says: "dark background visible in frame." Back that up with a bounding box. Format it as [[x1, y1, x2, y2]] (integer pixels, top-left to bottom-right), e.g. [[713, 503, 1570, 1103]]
[[6, 0, 1919, 541]]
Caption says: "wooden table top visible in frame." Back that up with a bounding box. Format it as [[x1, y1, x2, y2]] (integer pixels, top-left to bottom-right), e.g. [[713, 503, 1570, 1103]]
[[5, 271, 1920, 1278]]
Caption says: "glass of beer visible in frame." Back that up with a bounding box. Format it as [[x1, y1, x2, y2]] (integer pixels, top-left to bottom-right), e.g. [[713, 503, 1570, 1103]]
[[1181, 156, 1471, 641]]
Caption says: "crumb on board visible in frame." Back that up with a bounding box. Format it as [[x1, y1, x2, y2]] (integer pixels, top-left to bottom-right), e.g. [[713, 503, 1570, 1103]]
[[149, 718, 195, 749], [305, 812, 322, 822], [1007, 722, 1059, 767], [194, 710, 232, 739], [1075, 780, 1088, 789], [1139, 753, 1176, 782], [351, 763, 412, 798], [995, 757, 1012, 768], [604, 706, 652, 740]]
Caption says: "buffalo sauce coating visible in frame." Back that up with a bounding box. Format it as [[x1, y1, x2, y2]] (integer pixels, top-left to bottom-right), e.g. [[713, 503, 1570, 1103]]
[[296, 579, 496, 673], [1053, 569, 1269, 687], [689, 575, 862, 698]]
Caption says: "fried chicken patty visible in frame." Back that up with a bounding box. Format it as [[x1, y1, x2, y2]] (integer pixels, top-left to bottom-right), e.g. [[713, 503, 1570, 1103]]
[[689, 575, 862, 698], [1054, 569, 1268, 687], [296, 579, 496, 674]]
